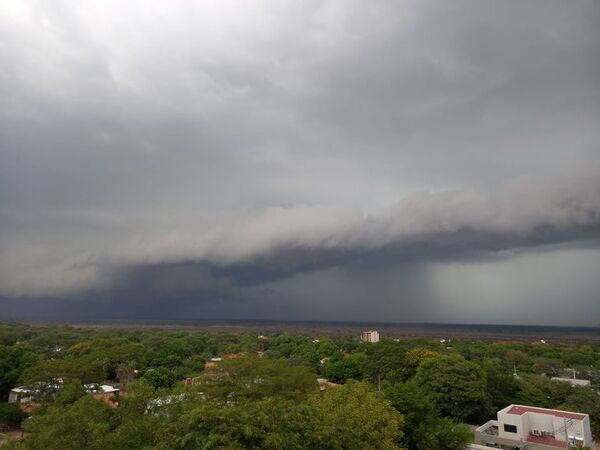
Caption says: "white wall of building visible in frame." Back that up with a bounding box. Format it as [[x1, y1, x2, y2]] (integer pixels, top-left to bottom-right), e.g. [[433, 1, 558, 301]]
[[496, 405, 593, 448], [497, 407, 526, 440]]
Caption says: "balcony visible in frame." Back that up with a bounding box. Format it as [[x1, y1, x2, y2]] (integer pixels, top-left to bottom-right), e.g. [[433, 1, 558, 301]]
[[475, 420, 498, 436]]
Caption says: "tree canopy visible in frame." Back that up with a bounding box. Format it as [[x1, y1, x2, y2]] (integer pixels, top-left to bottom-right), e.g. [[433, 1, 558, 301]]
[[2, 323, 600, 449]]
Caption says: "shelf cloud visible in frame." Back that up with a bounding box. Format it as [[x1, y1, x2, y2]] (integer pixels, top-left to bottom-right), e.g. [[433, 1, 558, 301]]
[[1, 0, 599, 323]]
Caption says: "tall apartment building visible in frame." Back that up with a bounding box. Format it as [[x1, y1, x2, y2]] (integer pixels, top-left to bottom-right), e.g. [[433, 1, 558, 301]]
[[361, 330, 379, 343]]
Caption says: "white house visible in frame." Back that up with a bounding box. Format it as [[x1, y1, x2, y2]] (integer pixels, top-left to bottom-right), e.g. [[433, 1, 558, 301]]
[[475, 404, 593, 449], [84, 384, 120, 395], [8, 383, 62, 404], [9, 383, 119, 405], [8, 386, 35, 404]]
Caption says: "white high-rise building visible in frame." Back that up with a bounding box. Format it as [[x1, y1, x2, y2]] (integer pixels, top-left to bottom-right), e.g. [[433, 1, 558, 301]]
[[361, 330, 379, 343]]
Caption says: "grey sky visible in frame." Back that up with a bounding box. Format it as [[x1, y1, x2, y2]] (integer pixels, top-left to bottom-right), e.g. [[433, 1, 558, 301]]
[[1, 0, 599, 324]]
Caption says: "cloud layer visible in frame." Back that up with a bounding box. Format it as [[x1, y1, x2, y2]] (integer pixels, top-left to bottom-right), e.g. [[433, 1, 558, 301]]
[[1, 0, 599, 323], [2, 170, 599, 298]]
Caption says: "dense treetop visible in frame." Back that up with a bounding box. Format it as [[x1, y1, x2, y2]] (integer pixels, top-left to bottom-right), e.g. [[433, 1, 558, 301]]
[[1, 323, 599, 449]]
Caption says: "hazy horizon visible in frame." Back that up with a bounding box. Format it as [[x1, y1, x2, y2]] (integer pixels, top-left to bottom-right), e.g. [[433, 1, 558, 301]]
[[5, 316, 600, 330], [1, 1, 600, 325]]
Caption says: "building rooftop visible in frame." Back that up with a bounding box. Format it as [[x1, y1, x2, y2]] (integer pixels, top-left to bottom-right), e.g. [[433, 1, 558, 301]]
[[506, 405, 586, 421], [11, 383, 62, 394], [84, 384, 120, 394], [10, 386, 32, 393], [551, 377, 591, 386], [526, 434, 567, 448]]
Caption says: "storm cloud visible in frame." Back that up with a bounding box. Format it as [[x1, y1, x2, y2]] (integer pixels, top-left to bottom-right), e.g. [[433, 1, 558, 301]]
[[1, 0, 599, 324]]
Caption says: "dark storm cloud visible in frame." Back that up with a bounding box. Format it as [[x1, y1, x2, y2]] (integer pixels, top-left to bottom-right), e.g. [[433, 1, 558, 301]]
[[1, 0, 599, 323]]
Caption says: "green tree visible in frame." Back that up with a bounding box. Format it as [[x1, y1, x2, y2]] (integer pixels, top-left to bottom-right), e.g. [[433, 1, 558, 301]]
[[54, 380, 86, 406], [516, 374, 574, 408], [384, 381, 471, 450], [399, 348, 438, 381], [323, 352, 366, 383], [142, 367, 176, 390], [20, 358, 105, 385], [105, 406, 164, 450], [198, 355, 318, 402], [361, 341, 408, 383], [531, 357, 563, 375], [0, 403, 27, 428], [6, 396, 115, 450], [315, 338, 340, 359], [166, 398, 323, 450], [0, 345, 39, 399], [149, 381, 404, 450], [311, 381, 404, 450], [183, 355, 205, 372], [482, 358, 520, 413], [414, 354, 488, 422], [559, 386, 600, 440]]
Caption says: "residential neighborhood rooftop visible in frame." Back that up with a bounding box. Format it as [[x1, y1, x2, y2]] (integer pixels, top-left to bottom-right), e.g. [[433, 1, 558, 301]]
[[506, 405, 587, 421], [526, 434, 570, 448], [84, 384, 120, 394]]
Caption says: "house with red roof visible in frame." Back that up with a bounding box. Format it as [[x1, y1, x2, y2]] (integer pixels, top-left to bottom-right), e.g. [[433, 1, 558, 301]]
[[475, 404, 593, 449]]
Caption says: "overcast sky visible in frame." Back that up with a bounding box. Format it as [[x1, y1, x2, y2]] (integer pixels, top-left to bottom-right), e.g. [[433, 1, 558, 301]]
[[1, 0, 599, 325]]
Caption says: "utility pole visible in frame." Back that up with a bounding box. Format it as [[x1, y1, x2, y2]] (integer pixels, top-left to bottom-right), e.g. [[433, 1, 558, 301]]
[[556, 417, 573, 449]]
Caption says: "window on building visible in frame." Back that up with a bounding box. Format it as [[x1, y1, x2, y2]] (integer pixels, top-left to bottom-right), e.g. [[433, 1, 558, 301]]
[[503, 424, 518, 433]]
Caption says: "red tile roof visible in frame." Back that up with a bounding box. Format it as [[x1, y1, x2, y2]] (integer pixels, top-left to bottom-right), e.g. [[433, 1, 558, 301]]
[[526, 434, 567, 448], [507, 405, 586, 421]]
